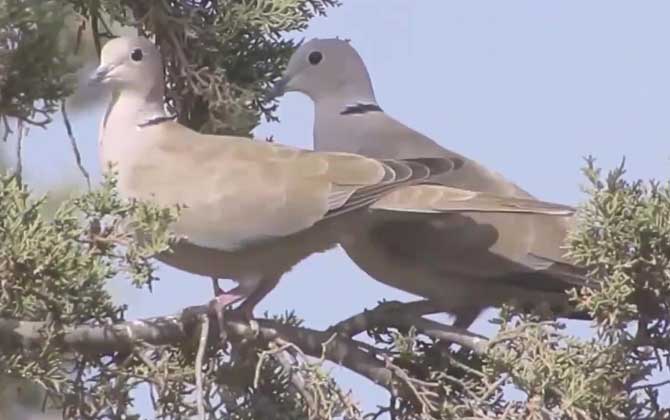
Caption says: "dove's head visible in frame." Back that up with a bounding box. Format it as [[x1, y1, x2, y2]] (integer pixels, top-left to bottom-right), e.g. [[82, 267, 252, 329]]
[[90, 36, 163, 94], [270, 38, 376, 103]]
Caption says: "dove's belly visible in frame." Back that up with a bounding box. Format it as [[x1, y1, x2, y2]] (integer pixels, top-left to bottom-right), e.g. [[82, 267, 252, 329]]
[[155, 219, 340, 280]]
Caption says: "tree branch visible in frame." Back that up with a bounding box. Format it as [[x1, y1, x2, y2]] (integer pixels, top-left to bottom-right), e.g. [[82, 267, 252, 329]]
[[195, 314, 209, 420], [328, 300, 489, 354], [0, 300, 494, 408], [0, 305, 396, 391], [61, 100, 91, 190], [328, 300, 444, 336]]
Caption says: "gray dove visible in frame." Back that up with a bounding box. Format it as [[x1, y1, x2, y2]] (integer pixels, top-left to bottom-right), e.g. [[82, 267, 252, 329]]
[[271, 38, 589, 327]]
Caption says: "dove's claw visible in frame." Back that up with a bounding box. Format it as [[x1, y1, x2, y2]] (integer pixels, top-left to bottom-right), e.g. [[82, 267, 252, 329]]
[[208, 289, 245, 344]]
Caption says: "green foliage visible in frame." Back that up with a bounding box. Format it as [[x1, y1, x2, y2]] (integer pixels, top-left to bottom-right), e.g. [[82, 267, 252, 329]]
[[484, 314, 635, 419], [0, 0, 78, 129], [0, 172, 176, 407], [0, 175, 119, 324], [74, 170, 180, 289], [568, 157, 670, 337]]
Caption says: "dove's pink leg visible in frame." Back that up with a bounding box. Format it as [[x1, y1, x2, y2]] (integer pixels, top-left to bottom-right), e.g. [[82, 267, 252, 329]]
[[209, 278, 246, 343], [208, 275, 278, 342]]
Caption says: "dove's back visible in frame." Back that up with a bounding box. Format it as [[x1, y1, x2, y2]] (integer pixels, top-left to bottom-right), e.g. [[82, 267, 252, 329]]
[[310, 93, 583, 327]]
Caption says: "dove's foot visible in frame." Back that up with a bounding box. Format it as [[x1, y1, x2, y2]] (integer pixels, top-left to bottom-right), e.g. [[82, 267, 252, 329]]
[[208, 279, 246, 344], [211, 277, 225, 297], [207, 276, 277, 342]]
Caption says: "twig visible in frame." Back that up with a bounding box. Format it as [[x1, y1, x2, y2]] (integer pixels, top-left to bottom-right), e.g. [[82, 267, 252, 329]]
[[331, 385, 363, 420], [488, 321, 560, 349], [254, 340, 296, 389], [630, 378, 670, 391], [328, 300, 448, 337], [135, 349, 166, 391], [386, 359, 438, 414], [364, 405, 391, 420], [91, 14, 102, 57], [478, 374, 508, 405], [2, 115, 12, 142], [167, 29, 190, 76], [20, 114, 51, 127], [13, 120, 24, 183], [195, 314, 209, 420], [329, 300, 489, 354], [40, 391, 48, 413], [95, 14, 115, 39], [319, 332, 338, 362], [411, 317, 488, 355], [61, 101, 91, 190], [272, 347, 318, 413], [254, 338, 319, 415], [74, 18, 86, 54]]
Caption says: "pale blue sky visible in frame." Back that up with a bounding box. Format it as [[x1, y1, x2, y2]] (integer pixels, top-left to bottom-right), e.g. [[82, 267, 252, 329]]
[[5, 0, 669, 415]]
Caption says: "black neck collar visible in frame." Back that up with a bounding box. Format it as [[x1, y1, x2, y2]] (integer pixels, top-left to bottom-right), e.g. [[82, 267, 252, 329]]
[[137, 114, 177, 128], [340, 102, 383, 115]]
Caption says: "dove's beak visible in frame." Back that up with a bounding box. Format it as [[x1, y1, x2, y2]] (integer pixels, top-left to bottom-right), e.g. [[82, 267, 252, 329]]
[[267, 76, 290, 99], [89, 65, 114, 85]]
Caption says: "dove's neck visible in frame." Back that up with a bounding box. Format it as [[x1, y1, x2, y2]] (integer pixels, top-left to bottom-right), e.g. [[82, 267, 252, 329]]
[[99, 85, 167, 171], [313, 83, 377, 108], [103, 84, 167, 129], [312, 92, 379, 153]]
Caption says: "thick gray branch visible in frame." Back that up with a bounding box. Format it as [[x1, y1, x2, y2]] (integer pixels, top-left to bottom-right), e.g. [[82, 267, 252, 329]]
[[0, 305, 395, 390], [0, 301, 491, 396]]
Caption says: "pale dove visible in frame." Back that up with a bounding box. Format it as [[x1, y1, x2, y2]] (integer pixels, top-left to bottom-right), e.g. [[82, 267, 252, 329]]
[[92, 36, 577, 320], [271, 38, 589, 327]]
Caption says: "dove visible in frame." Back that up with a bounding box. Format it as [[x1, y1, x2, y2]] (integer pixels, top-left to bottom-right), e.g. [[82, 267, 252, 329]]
[[271, 38, 589, 327], [92, 36, 578, 322]]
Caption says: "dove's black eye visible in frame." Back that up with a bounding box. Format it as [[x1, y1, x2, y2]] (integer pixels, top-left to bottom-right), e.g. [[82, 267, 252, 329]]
[[308, 51, 322, 65], [130, 48, 143, 62]]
